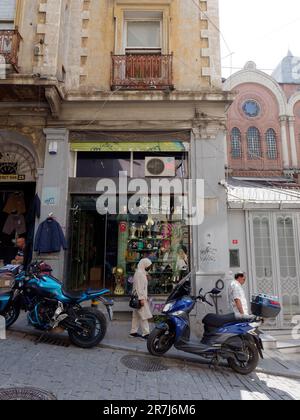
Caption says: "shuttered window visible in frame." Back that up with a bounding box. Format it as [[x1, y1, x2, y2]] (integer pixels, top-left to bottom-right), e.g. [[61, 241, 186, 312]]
[[0, 0, 16, 29]]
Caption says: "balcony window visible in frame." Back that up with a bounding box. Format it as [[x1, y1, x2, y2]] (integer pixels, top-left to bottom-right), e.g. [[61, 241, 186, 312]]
[[125, 11, 162, 54], [0, 0, 16, 30], [112, 11, 173, 90]]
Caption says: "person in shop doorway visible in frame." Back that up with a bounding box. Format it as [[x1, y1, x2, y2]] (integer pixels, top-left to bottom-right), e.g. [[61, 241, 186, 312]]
[[130, 258, 153, 340], [228, 272, 249, 316], [12, 237, 26, 266]]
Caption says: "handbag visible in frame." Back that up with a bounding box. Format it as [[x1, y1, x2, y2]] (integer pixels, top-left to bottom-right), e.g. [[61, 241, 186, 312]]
[[129, 293, 142, 310]]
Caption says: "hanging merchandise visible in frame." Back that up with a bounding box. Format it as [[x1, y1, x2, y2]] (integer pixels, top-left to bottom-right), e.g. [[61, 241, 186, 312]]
[[3, 193, 26, 215], [2, 214, 27, 236], [25, 194, 41, 268], [34, 217, 67, 254]]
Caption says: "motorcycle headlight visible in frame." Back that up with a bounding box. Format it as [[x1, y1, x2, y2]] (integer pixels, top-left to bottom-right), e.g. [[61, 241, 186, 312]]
[[162, 303, 175, 313]]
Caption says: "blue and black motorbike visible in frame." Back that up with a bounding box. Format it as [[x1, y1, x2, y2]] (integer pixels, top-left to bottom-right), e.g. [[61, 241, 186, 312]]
[[147, 275, 281, 375], [0, 262, 114, 349]]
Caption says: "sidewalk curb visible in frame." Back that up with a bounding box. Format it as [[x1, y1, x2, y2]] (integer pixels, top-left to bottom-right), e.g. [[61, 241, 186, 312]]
[[8, 327, 300, 380]]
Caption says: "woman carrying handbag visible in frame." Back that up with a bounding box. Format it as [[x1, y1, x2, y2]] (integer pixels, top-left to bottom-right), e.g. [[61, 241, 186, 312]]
[[129, 258, 153, 340]]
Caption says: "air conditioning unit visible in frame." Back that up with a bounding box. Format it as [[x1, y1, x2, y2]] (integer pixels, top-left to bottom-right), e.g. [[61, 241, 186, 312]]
[[145, 157, 176, 177]]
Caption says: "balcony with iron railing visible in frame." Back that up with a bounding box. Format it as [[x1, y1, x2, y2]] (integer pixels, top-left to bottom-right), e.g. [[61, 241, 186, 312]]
[[111, 54, 174, 91], [0, 30, 22, 72]]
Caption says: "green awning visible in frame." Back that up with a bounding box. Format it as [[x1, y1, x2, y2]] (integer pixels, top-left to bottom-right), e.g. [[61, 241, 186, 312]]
[[70, 142, 188, 152]]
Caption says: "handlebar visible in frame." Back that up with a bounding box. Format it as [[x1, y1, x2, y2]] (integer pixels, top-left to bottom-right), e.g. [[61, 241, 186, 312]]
[[196, 294, 214, 307]]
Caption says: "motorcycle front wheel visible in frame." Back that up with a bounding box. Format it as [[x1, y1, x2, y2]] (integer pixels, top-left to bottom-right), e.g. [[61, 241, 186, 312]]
[[2, 305, 20, 329], [147, 328, 175, 356], [227, 340, 259, 375], [67, 308, 107, 349]]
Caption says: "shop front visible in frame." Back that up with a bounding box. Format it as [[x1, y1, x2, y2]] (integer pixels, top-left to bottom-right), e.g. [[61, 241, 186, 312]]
[[67, 137, 191, 301], [0, 138, 39, 269]]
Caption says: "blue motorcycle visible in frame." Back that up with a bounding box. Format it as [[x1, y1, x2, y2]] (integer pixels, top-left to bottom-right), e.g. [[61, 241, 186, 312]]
[[147, 275, 281, 375], [0, 262, 114, 349]]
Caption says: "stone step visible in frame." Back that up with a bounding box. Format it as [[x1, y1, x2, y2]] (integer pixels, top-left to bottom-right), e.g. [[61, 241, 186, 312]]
[[261, 334, 278, 350], [277, 340, 300, 354]]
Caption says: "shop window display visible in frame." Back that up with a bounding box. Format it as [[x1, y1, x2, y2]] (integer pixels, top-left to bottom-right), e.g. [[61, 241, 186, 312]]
[[68, 196, 190, 296]]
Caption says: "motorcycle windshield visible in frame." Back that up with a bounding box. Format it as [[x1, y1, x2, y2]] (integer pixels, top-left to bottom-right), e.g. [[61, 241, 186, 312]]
[[166, 274, 191, 303]]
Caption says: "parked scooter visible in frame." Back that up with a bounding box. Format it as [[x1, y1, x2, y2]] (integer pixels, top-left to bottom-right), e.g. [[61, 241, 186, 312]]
[[0, 262, 114, 349], [147, 274, 281, 375]]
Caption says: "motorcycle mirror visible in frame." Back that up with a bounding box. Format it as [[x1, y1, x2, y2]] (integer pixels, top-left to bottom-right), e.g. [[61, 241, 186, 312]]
[[210, 288, 222, 296]]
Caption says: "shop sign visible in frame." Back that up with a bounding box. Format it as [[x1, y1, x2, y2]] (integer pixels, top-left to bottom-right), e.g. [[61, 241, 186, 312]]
[[70, 141, 189, 153], [0, 145, 36, 182], [0, 162, 26, 181]]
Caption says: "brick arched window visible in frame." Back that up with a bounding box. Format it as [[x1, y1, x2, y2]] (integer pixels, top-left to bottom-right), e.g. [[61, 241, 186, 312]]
[[231, 128, 242, 159], [247, 127, 261, 160], [266, 128, 278, 160]]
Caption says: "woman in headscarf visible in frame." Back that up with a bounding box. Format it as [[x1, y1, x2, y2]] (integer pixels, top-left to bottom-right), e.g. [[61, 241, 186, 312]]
[[130, 258, 153, 339]]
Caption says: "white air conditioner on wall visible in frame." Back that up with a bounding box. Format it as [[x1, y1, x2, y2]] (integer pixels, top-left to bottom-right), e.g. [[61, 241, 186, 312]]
[[145, 157, 176, 177]]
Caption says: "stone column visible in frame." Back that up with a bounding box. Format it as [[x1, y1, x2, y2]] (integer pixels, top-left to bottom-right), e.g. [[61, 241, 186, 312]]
[[191, 125, 230, 323], [288, 117, 298, 168], [35, 0, 64, 76], [280, 116, 290, 169], [39, 128, 70, 279]]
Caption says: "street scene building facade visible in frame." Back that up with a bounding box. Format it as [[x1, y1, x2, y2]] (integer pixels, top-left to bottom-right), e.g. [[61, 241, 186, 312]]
[[224, 52, 300, 328], [0, 1, 232, 316]]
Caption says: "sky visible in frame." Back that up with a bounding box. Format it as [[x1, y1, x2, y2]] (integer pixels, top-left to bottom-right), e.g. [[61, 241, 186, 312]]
[[219, 0, 300, 78]]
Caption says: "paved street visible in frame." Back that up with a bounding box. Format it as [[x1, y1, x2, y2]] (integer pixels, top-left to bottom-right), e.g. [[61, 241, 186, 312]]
[[0, 331, 300, 401]]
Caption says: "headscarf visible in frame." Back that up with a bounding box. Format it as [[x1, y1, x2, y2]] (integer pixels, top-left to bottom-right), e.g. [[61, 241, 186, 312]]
[[136, 258, 152, 273]]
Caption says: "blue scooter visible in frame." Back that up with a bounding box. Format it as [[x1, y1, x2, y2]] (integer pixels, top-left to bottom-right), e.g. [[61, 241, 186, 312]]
[[147, 275, 281, 375]]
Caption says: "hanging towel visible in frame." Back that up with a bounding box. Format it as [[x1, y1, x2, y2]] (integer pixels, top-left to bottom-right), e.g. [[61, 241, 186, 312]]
[[34, 218, 67, 254]]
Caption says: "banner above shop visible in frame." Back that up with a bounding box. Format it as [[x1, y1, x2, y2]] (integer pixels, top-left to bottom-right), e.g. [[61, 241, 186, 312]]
[[70, 142, 189, 153]]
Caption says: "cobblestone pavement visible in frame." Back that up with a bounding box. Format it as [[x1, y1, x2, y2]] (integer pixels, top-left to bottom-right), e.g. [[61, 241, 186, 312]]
[[0, 332, 300, 401]]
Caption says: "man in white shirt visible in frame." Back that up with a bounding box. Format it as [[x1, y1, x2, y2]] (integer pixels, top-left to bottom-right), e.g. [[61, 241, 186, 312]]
[[228, 272, 249, 316]]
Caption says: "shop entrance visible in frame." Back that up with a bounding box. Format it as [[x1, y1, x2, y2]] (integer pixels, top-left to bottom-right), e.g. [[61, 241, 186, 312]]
[[68, 198, 118, 292], [0, 183, 36, 266]]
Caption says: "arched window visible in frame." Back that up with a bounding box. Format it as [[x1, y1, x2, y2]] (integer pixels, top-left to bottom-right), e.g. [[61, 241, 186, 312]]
[[266, 129, 278, 160], [247, 127, 261, 159], [231, 128, 242, 159]]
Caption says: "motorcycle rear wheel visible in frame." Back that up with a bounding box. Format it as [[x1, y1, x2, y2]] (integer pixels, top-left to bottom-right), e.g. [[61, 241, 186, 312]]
[[147, 328, 174, 356], [2, 305, 20, 329], [227, 340, 259, 375], [68, 308, 107, 349]]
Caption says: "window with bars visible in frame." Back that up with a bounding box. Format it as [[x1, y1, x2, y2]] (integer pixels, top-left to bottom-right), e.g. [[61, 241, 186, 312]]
[[266, 129, 278, 160], [231, 128, 242, 159], [247, 127, 262, 160]]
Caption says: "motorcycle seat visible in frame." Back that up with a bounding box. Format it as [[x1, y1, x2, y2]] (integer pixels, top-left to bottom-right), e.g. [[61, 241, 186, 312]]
[[203, 313, 254, 328], [62, 289, 84, 300], [62, 289, 105, 300]]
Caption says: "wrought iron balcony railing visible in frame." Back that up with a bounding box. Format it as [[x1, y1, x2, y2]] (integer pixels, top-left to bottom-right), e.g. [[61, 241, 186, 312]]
[[0, 30, 22, 72], [111, 54, 174, 91]]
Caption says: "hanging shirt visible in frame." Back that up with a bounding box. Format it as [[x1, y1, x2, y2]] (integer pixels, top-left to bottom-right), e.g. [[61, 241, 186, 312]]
[[2, 214, 27, 236], [228, 280, 249, 316]]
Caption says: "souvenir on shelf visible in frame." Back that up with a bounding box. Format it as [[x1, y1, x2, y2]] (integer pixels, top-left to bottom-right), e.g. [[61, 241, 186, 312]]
[[129, 223, 137, 239], [113, 266, 125, 296]]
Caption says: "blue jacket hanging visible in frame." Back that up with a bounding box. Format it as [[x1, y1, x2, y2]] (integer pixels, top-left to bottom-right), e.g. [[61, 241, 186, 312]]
[[34, 218, 67, 254]]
